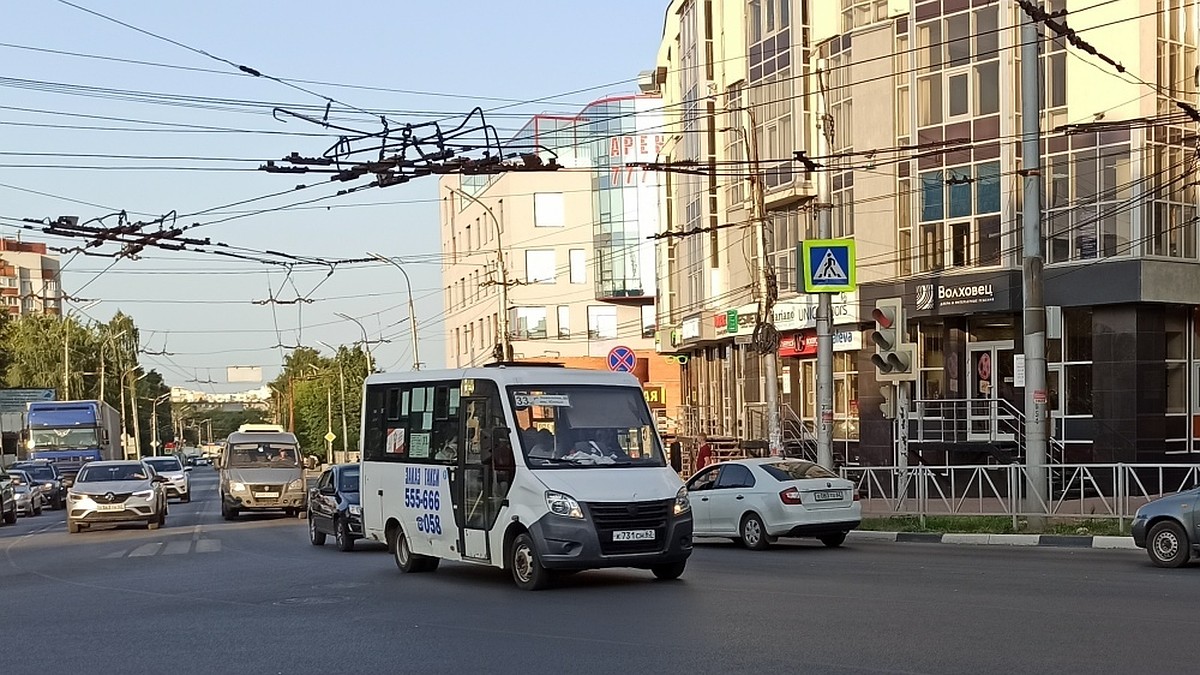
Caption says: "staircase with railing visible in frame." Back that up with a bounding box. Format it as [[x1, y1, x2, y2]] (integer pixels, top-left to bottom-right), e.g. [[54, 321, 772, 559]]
[[907, 397, 1067, 467]]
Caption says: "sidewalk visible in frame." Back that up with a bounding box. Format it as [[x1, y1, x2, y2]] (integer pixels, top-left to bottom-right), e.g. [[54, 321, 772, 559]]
[[848, 530, 1140, 550]]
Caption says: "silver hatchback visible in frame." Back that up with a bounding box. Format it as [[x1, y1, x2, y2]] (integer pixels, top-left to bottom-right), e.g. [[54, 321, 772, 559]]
[[67, 460, 168, 533]]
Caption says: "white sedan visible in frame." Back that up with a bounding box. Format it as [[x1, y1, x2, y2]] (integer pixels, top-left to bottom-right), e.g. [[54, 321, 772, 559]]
[[685, 458, 861, 549]]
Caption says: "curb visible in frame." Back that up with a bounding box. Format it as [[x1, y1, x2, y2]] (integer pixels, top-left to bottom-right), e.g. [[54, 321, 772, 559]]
[[848, 530, 1140, 550]]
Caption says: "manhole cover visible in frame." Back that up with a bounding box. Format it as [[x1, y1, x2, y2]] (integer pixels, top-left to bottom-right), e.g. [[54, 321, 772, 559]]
[[274, 595, 348, 606]]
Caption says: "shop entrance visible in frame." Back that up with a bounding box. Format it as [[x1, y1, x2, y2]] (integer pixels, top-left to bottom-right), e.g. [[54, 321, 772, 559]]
[[968, 341, 1017, 442]]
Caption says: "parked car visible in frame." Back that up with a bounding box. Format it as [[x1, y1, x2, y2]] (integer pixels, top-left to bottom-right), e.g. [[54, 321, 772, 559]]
[[308, 464, 362, 552], [66, 460, 168, 533], [0, 473, 16, 525], [1132, 488, 1200, 567], [685, 458, 861, 549], [143, 456, 192, 502], [9, 460, 66, 509], [7, 470, 45, 517]]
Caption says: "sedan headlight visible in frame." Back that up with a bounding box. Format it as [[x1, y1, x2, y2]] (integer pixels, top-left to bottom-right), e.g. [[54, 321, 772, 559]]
[[673, 486, 691, 516], [348, 504, 362, 516], [231, 482, 247, 492], [68, 492, 87, 502], [287, 479, 304, 492], [545, 491, 583, 519], [132, 489, 154, 499], [41, 483, 54, 491]]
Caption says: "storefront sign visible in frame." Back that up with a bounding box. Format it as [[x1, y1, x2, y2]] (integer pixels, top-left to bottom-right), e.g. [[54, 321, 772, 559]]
[[915, 281, 996, 310], [714, 305, 758, 336], [681, 316, 701, 341], [643, 385, 666, 408], [778, 329, 862, 357], [769, 292, 859, 332]]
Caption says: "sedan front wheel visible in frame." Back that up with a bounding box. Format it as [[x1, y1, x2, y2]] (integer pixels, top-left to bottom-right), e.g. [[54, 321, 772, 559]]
[[1148, 521, 1190, 568]]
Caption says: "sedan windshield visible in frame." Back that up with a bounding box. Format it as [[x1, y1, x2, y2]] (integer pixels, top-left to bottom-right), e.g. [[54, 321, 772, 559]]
[[144, 458, 183, 473], [760, 461, 838, 481], [77, 464, 149, 482], [228, 443, 299, 468], [13, 465, 55, 481], [509, 385, 665, 469]]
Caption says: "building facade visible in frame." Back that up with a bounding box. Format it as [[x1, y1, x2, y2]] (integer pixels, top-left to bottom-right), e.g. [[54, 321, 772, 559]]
[[439, 96, 684, 430], [0, 238, 60, 316], [653, 0, 1200, 466]]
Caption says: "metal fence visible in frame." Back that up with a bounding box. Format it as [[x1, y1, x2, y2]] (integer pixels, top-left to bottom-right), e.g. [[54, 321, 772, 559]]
[[840, 463, 1200, 529]]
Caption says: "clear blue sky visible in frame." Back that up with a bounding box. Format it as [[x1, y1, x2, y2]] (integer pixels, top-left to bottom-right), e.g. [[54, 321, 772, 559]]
[[1, 0, 670, 391]]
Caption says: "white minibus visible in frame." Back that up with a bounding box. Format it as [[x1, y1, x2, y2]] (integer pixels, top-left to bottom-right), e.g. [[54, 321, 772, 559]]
[[360, 365, 693, 590]]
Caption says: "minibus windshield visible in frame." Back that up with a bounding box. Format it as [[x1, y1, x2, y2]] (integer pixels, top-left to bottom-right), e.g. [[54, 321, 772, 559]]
[[508, 386, 666, 468]]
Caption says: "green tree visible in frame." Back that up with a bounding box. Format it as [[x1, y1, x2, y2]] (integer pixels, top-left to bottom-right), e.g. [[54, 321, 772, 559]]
[[269, 344, 369, 462]]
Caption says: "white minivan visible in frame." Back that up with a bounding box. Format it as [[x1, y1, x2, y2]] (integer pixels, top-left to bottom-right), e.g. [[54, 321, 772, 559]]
[[360, 365, 693, 590]]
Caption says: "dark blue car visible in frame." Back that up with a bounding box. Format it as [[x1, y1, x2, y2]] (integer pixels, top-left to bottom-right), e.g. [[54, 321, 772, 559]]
[[307, 464, 361, 552]]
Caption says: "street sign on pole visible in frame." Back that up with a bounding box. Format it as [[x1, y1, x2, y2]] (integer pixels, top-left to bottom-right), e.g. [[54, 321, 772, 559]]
[[800, 239, 857, 293], [324, 431, 337, 443], [607, 346, 636, 373]]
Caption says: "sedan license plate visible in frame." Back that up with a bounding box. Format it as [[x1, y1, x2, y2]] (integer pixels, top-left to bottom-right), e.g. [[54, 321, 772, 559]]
[[95, 503, 124, 512], [612, 529, 656, 542], [255, 492, 279, 499], [814, 490, 843, 502]]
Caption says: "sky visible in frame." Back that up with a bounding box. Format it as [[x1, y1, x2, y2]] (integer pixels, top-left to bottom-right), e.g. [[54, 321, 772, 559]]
[[1, 0, 670, 392]]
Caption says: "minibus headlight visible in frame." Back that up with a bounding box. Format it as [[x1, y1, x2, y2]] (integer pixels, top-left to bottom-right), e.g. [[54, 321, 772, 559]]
[[673, 486, 691, 516], [231, 482, 247, 492], [545, 491, 583, 519]]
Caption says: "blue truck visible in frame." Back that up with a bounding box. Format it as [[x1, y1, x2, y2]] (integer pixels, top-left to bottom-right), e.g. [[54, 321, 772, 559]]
[[26, 400, 122, 477]]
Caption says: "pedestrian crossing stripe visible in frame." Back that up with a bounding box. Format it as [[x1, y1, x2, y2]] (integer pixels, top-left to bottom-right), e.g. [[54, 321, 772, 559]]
[[813, 249, 848, 282], [800, 239, 857, 293], [102, 539, 221, 558]]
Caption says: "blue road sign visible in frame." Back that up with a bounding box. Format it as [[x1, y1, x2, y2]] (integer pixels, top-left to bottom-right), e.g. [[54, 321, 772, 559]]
[[800, 239, 857, 293], [607, 345, 636, 373]]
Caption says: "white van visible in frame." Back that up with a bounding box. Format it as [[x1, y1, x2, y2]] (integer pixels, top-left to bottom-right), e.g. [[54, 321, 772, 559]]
[[360, 365, 693, 590]]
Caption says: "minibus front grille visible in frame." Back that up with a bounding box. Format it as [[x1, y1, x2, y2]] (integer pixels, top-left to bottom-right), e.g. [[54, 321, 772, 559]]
[[587, 500, 671, 555]]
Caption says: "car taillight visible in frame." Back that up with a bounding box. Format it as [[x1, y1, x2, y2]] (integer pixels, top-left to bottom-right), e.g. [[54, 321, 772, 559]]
[[853, 490, 861, 501], [779, 487, 803, 505]]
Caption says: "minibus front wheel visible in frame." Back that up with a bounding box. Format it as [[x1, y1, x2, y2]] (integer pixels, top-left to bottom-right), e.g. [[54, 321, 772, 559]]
[[510, 533, 551, 591]]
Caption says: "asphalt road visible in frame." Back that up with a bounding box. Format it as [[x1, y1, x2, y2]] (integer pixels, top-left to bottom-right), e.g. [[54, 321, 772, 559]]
[[3, 468, 1195, 675]]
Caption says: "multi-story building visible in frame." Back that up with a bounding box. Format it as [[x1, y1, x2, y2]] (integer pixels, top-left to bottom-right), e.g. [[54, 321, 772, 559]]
[[0, 238, 60, 316], [439, 96, 684, 430], [654, 0, 1200, 467]]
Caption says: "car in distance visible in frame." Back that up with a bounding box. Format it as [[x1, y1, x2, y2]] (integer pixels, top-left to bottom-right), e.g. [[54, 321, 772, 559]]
[[9, 460, 66, 509], [685, 458, 861, 549], [308, 464, 362, 552], [143, 456, 192, 502], [0, 473, 17, 525], [66, 460, 168, 533], [8, 470, 45, 517], [1132, 488, 1200, 567]]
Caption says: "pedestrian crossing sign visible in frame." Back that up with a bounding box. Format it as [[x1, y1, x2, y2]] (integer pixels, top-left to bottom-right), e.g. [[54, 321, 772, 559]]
[[800, 239, 857, 293]]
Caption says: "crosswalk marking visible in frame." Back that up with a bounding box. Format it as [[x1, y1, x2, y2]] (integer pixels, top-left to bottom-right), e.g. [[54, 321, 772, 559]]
[[195, 539, 220, 553], [102, 550, 124, 559], [163, 541, 191, 555], [129, 542, 163, 557]]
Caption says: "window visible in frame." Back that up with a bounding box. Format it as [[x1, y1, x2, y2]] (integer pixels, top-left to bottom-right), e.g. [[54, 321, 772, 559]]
[[362, 381, 461, 463], [641, 305, 656, 339], [715, 463, 755, 488], [920, 171, 944, 221], [569, 249, 586, 284], [587, 306, 618, 340], [557, 305, 570, 339], [534, 192, 564, 227], [525, 250, 556, 284], [947, 71, 970, 117], [514, 307, 547, 339]]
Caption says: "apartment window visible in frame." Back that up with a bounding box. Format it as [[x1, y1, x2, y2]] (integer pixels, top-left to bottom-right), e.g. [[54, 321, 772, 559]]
[[641, 305, 656, 339], [514, 307, 547, 339], [557, 305, 570, 339], [569, 249, 586, 284], [525, 250, 556, 284], [587, 306, 618, 340], [534, 192, 564, 227]]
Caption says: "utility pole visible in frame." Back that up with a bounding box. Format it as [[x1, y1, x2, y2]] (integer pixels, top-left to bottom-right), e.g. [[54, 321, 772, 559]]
[[741, 108, 783, 456], [326, 387, 334, 464], [62, 320, 70, 400], [1019, 4, 1049, 523], [815, 66, 836, 469], [368, 253, 421, 370], [446, 186, 512, 361], [335, 313, 376, 373]]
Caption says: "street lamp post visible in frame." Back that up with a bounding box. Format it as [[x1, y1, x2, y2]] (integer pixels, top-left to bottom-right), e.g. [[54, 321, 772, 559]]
[[367, 252, 420, 370], [444, 185, 511, 361], [319, 341, 351, 464], [147, 392, 170, 456], [335, 312, 375, 373]]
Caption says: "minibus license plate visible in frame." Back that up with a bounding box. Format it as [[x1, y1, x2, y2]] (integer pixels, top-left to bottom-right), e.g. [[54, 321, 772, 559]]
[[95, 503, 124, 512], [255, 492, 279, 499], [814, 491, 842, 502], [612, 529, 655, 542]]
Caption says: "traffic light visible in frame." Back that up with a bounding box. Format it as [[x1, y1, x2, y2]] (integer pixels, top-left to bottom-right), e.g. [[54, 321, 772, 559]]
[[879, 383, 896, 419], [871, 297, 915, 380]]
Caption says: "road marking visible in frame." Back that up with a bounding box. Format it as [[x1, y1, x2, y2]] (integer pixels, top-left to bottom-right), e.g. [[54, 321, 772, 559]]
[[195, 539, 220, 553], [129, 542, 163, 557], [163, 541, 191, 555], [102, 550, 124, 559]]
